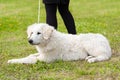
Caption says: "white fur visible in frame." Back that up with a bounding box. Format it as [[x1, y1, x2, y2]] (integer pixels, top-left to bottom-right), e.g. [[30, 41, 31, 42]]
[[8, 23, 112, 64]]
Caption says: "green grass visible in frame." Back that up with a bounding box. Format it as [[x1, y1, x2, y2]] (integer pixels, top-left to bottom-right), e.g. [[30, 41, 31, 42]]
[[0, 0, 120, 80]]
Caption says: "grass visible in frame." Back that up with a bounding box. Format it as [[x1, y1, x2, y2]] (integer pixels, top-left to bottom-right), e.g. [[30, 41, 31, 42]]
[[0, 0, 120, 80]]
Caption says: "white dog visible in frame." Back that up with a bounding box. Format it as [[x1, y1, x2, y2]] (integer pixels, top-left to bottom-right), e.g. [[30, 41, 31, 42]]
[[8, 23, 112, 64]]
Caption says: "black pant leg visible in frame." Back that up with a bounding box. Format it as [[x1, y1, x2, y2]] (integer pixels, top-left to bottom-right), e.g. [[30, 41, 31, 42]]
[[58, 1, 76, 34], [45, 4, 58, 29]]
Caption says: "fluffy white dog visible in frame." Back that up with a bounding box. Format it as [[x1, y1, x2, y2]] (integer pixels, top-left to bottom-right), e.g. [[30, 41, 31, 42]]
[[8, 23, 112, 64]]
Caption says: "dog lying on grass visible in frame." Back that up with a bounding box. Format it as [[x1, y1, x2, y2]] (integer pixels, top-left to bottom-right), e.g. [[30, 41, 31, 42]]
[[8, 23, 112, 64]]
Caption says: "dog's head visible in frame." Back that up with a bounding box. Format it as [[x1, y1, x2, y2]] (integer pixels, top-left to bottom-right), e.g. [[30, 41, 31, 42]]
[[27, 23, 54, 45]]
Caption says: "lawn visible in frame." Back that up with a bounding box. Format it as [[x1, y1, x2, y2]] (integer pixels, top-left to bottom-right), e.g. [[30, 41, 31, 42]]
[[0, 0, 120, 80]]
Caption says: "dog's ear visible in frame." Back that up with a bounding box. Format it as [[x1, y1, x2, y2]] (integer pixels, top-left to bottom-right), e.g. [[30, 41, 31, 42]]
[[27, 26, 32, 39], [27, 23, 36, 39], [42, 24, 54, 40]]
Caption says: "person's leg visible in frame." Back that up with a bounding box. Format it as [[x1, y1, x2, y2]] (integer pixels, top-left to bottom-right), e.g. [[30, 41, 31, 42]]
[[58, 1, 76, 34], [45, 4, 58, 29]]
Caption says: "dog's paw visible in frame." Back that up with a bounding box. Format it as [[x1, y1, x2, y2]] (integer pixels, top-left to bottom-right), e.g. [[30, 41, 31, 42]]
[[7, 59, 18, 64], [87, 58, 96, 63], [8, 56, 38, 64], [85, 56, 93, 60]]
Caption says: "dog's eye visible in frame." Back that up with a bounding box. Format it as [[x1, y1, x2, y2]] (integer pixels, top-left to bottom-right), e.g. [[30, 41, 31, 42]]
[[37, 32, 41, 35]]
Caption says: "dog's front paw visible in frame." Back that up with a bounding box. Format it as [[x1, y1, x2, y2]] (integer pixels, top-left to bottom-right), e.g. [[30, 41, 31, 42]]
[[8, 56, 38, 64], [7, 59, 18, 64]]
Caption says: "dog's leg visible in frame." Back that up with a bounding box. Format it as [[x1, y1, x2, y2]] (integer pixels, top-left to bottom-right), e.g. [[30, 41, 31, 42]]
[[28, 53, 40, 57], [7, 53, 40, 64], [36, 54, 54, 63], [36, 54, 46, 62], [87, 55, 109, 63]]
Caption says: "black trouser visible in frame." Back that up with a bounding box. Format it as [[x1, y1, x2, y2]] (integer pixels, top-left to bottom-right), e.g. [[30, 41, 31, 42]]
[[44, 2, 76, 34]]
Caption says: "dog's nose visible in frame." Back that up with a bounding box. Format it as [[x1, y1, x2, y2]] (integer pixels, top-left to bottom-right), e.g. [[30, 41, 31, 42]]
[[28, 40, 33, 44]]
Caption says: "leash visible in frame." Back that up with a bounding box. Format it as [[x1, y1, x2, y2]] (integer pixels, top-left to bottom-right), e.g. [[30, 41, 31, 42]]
[[38, 0, 40, 23]]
